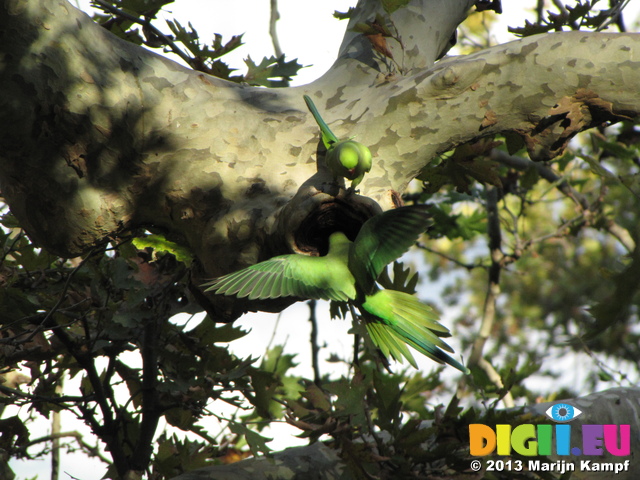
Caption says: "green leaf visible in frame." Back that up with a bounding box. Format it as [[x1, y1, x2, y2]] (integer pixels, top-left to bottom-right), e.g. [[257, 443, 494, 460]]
[[428, 201, 486, 241], [165, 407, 195, 430], [228, 421, 272, 457], [302, 383, 332, 412], [243, 55, 304, 88], [504, 131, 525, 155], [519, 165, 540, 191], [166, 19, 200, 56], [116, 362, 143, 409], [371, 368, 403, 422], [508, 19, 553, 37], [377, 261, 419, 294], [587, 241, 640, 337], [191, 320, 247, 344], [329, 300, 349, 320], [111, 0, 173, 15], [381, 0, 411, 14], [333, 8, 355, 20], [207, 59, 237, 80], [0, 212, 21, 228], [401, 370, 444, 419], [0, 416, 30, 453], [265, 346, 296, 373], [351, 22, 379, 35], [0, 288, 39, 320], [248, 371, 281, 419], [325, 373, 369, 426], [580, 154, 618, 181], [209, 33, 244, 60], [112, 311, 141, 328], [591, 133, 639, 161], [133, 234, 193, 264], [418, 143, 503, 194]]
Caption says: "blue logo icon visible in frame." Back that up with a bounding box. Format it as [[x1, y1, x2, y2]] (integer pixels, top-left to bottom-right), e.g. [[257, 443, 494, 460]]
[[545, 403, 582, 422]]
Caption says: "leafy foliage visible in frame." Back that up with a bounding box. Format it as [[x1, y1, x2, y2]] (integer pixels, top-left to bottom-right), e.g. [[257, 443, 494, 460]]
[[243, 55, 304, 88], [90, 0, 303, 86], [509, 0, 630, 36]]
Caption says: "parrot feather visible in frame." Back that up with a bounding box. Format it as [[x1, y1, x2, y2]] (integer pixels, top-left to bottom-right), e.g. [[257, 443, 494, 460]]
[[204, 205, 467, 373], [350, 205, 432, 293]]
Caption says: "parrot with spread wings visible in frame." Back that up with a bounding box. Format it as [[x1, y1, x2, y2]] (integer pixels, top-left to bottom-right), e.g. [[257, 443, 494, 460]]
[[204, 205, 467, 373], [304, 94, 372, 192]]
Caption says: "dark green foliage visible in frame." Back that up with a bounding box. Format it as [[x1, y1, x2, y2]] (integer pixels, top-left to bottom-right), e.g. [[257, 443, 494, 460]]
[[425, 194, 488, 241], [0, 222, 259, 477], [243, 55, 305, 88], [509, 1, 628, 36], [381, 0, 412, 15], [90, 0, 303, 86], [333, 8, 355, 20]]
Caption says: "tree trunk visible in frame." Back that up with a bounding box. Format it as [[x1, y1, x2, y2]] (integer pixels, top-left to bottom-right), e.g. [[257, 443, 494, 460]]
[[1, 0, 639, 321]]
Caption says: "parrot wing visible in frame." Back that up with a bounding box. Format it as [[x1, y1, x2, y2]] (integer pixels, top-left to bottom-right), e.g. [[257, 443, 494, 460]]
[[350, 205, 432, 293], [205, 233, 356, 302]]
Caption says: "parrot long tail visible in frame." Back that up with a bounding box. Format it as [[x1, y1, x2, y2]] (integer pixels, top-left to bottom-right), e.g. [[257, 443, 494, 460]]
[[361, 290, 468, 373], [303, 95, 338, 147]]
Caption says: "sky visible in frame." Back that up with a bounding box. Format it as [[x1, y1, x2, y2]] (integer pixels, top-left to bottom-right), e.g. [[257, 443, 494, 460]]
[[8, 1, 640, 479]]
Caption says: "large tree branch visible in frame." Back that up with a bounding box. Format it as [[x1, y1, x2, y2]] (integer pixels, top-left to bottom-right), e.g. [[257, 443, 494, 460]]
[[1, 0, 639, 321]]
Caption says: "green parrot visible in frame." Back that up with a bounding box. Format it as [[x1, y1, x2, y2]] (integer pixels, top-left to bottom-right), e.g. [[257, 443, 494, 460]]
[[304, 94, 373, 191], [204, 205, 468, 373]]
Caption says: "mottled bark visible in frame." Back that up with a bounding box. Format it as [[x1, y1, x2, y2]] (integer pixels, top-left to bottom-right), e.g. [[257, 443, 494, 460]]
[[1, 0, 639, 320]]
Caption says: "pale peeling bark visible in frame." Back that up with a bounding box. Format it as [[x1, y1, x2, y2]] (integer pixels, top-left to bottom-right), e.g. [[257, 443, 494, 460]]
[[1, 0, 639, 319], [170, 387, 640, 480]]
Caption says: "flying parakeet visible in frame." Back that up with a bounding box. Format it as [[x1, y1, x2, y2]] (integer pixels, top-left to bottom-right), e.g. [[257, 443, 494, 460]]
[[204, 205, 467, 373], [304, 94, 372, 191]]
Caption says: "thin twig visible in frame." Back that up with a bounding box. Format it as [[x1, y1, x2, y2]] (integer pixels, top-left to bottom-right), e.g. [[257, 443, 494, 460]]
[[308, 300, 322, 385], [597, 0, 631, 32], [268, 0, 289, 87], [348, 304, 361, 367], [417, 242, 487, 271], [464, 186, 514, 408], [51, 376, 63, 480], [20, 431, 111, 464], [130, 310, 161, 471], [364, 387, 388, 458], [491, 149, 589, 210], [492, 149, 635, 252], [0, 384, 91, 404], [269, 0, 284, 59], [536, 0, 544, 24], [265, 310, 284, 355], [35, 244, 107, 336], [92, 0, 193, 66], [46, 309, 130, 475], [0, 229, 26, 265]]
